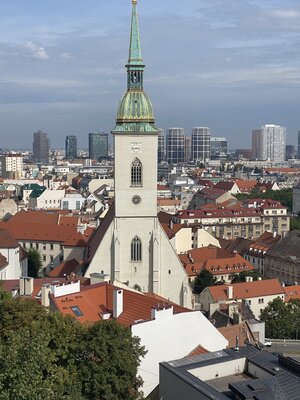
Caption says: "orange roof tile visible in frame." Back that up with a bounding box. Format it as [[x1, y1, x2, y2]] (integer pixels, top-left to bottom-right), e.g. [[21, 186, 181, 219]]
[[52, 282, 190, 326], [284, 285, 300, 302], [208, 279, 284, 302]]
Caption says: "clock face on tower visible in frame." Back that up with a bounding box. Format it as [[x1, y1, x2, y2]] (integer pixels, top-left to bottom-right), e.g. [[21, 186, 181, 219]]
[[131, 142, 142, 154]]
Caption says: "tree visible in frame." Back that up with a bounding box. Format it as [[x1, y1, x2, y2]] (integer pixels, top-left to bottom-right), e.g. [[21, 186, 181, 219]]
[[230, 270, 263, 284], [235, 188, 293, 211], [27, 248, 43, 277], [260, 298, 300, 339], [0, 291, 146, 400], [194, 269, 217, 294], [291, 217, 300, 231]]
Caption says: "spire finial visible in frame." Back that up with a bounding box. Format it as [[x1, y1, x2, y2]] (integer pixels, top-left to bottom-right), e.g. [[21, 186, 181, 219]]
[[132, 0, 137, 4]]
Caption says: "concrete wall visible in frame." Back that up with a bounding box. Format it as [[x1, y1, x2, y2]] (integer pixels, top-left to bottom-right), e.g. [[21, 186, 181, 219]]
[[132, 307, 228, 397]]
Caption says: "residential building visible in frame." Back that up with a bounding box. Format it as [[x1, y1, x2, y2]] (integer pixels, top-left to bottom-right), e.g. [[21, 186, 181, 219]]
[[174, 199, 289, 239], [28, 187, 65, 210], [160, 346, 300, 400], [51, 281, 228, 397], [166, 128, 185, 164], [179, 245, 254, 284], [199, 278, 284, 318], [157, 128, 165, 163], [88, 132, 108, 159], [191, 127, 210, 162], [65, 135, 77, 159], [260, 124, 286, 162], [214, 180, 240, 194], [286, 144, 296, 160], [242, 231, 281, 276], [0, 198, 18, 220], [84, 1, 192, 308], [265, 230, 300, 285], [33, 130, 50, 163], [0, 229, 27, 279], [210, 137, 227, 160], [0, 210, 94, 272], [0, 154, 23, 179]]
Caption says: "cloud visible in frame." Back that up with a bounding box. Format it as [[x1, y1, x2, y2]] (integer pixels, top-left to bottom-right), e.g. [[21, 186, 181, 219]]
[[271, 9, 300, 19], [61, 52, 72, 61], [25, 41, 49, 60]]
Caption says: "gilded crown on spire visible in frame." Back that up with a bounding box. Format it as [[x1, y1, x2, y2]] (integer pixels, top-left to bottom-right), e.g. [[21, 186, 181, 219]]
[[132, 0, 137, 4]]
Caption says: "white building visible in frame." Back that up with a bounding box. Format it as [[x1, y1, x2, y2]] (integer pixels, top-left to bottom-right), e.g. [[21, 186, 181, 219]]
[[28, 188, 65, 209], [0, 154, 23, 179], [84, 1, 192, 307], [0, 229, 27, 279], [256, 124, 286, 162], [191, 127, 211, 162]]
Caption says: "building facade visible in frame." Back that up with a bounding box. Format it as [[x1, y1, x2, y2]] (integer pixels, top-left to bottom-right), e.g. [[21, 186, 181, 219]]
[[65, 135, 77, 159], [191, 127, 210, 162], [261, 124, 286, 162], [84, 1, 192, 307], [88, 132, 108, 159], [252, 129, 263, 160], [166, 128, 185, 164], [0, 154, 23, 179], [210, 137, 227, 160], [33, 130, 50, 163], [157, 129, 165, 163]]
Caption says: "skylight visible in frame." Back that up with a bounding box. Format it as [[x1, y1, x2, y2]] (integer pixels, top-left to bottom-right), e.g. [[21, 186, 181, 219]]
[[70, 306, 84, 317]]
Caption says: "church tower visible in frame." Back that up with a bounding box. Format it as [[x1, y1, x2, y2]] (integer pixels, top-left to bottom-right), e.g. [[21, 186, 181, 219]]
[[85, 0, 191, 307], [112, 0, 158, 219]]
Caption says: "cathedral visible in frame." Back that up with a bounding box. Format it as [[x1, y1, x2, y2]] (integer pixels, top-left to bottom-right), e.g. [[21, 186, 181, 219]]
[[85, 0, 192, 308]]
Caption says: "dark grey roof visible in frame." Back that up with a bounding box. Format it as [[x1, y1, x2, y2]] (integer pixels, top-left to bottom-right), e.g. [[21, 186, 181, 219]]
[[266, 230, 300, 261], [210, 310, 232, 328]]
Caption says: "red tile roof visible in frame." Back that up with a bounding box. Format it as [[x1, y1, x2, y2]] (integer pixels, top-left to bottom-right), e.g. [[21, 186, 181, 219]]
[[52, 282, 190, 326], [214, 181, 237, 191], [207, 279, 284, 302], [0, 228, 19, 248], [180, 245, 254, 277], [0, 210, 93, 246], [284, 285, 300, 302], [48, 259, 82, 278]]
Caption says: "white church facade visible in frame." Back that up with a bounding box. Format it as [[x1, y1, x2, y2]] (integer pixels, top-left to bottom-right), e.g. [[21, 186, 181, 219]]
[[84, 0, 192, 308]]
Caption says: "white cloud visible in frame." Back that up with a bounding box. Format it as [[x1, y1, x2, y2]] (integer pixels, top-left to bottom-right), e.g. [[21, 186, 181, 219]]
[[61, 52, 72, 61], [271, 9, 300, 19], [25, 41, 49, 60]]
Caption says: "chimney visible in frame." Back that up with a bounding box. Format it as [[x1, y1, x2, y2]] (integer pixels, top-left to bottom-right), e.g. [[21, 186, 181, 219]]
[[113, 289, 123, 318], [257, 277, 262, 281], [24, 277, 34, 296], [234, 336, 240, 351], [19, 277, 25, 295], [249, 276, 253, 282], [41, 284, 51, 307], [245, 276, 250, 282], [227, 285, 233, 300]]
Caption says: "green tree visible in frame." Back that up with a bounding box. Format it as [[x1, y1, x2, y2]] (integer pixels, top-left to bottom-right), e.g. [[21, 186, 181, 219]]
[[260, 298, 300, 339], [27, 248, 43, 278], [236, 188, 293, 211], [290, 217, 300, 231], [0, 291, 146, 400], [194, 269, 217, 294], [230, 270, 263, 284]]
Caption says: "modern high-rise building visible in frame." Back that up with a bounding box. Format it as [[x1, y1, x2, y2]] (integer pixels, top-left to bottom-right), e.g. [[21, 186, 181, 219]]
[[184, 136, 192, 163], [252, 129, 263, 160], [286, 145, 296, 160], [252, 125, 286, 162], [65, 135, 77, 159], [157, 129, 165, 163], [191, 127, 210, 162], [166, 128, 185, 164], [210, 137, 227, 160], [88, 132, 108, 159], [33, 130, 50, 163]]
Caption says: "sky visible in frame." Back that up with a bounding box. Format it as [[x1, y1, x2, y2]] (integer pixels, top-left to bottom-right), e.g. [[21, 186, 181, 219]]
[[0, 0, 300, 150]]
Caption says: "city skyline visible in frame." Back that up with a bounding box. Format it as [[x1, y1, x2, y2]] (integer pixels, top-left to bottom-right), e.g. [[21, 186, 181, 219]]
[[0, 0, 300, 148]]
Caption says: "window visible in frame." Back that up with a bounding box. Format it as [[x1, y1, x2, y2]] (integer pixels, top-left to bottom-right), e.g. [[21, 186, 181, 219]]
[[50, 255, 54, 262], [131, 158, 142, 187], [43, 255, 46, 262], [70, 306, 84, 317], [131, 236, 142, 262], [43, 243, 46, 250], [36, 243, 39, 250], [50, 244, 54, 250]]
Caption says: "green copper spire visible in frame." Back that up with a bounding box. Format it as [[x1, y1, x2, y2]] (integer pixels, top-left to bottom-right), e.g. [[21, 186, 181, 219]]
[[128, 0, 143, 67], [112, 0, 158, 134]]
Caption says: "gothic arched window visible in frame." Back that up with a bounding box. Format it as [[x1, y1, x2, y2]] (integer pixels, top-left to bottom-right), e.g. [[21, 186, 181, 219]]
[[131, 158, 142, 187], [131, 236, 142, 262]]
